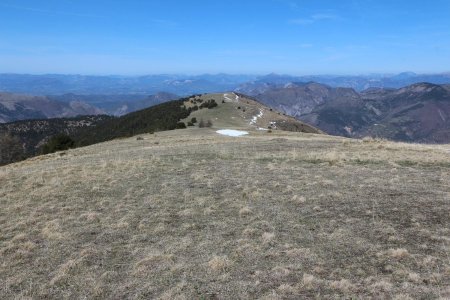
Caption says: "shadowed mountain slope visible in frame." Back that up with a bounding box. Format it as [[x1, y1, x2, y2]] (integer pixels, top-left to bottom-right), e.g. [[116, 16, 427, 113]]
[[0, 92, 104, 123], [253, 82, 450, 143]]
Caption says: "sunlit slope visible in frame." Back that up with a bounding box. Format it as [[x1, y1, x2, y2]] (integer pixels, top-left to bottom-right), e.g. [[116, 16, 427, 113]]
[[181, 92, 322, 133]]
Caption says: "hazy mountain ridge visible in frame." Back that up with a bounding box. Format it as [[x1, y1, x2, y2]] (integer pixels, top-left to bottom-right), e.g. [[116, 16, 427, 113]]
[[2, 72, 450, 96], [235, 72, 450, 93], [0, 73, 257, 95], [49, 92, 178, 116]]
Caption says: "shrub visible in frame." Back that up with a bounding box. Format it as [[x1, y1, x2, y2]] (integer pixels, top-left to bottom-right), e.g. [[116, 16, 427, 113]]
[[191, 117, 197, 124], [42, 134, 75, 154], [199, 99, 218, 109], [176, 122, 187, 129], [208, 100, 218, 109], [198, 119, 212, 128], [187, 122, 194, 126], [0, 133, 24, 165]]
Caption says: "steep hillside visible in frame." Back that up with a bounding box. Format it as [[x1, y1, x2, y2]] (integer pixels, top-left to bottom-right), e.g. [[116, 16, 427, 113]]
[[255, 82, 450, 143], [0, 92, 104, 123], [73, 98, 192, 147], [0, 99, 192, 162], [304, 83, 450, 143], [254, 82, 361, 118], [1, 129, 448, 298], [0, 115, 112, 158], [359, 83, 450, 142]]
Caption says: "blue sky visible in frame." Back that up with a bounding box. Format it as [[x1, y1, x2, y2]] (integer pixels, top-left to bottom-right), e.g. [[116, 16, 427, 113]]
[[0, 0, 449, 75]]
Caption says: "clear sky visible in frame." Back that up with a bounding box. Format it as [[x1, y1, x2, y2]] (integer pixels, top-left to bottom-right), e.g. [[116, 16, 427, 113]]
[[0, 0, 449, 75]]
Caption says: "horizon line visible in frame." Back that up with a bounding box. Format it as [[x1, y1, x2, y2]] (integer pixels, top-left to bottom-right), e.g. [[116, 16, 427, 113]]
[[1, 71, 450, 78]]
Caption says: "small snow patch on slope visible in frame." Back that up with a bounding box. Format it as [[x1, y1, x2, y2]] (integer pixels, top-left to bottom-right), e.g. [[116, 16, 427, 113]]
[[250, 109, 264, 125], [224, 93, 239, 103], [216, 129, 249, 137]]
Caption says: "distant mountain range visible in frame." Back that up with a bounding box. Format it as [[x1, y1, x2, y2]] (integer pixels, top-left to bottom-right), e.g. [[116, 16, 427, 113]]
[[48, 92, 178, 116], [236, 72, 450, 93], [1, 72, 450, 96], [0, 73, 256, 95], [253, 82, 450, 143]]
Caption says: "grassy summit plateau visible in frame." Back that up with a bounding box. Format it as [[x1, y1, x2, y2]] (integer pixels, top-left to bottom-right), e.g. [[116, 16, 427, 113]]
[[0, 97, 449, 298]]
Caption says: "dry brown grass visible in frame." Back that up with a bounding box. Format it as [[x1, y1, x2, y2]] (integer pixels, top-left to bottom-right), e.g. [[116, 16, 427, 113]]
[[0, 128, 449, 298]]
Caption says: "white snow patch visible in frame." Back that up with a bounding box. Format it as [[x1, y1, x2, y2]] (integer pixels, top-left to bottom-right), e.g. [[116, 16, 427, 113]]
[[250, 109, 264, 125], [223, 92, 239, 103], [223, 93, 232, 102], [216, 129, 249, 137], [257, 127, 268, 131]]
